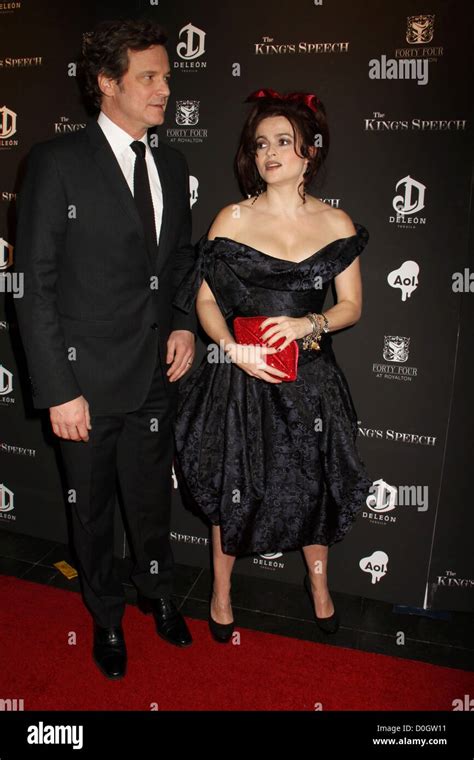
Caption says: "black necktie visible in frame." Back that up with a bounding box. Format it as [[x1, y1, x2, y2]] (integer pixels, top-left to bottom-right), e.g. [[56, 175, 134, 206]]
[[130, 140, 157, 255]]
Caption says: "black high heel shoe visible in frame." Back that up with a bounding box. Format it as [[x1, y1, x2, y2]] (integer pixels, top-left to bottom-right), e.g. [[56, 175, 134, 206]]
[[208, 592, 234, 643], [304, 573, 340, 634]]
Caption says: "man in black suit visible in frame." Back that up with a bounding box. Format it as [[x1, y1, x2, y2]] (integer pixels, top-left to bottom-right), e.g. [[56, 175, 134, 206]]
[[14, 19, 197, 679]]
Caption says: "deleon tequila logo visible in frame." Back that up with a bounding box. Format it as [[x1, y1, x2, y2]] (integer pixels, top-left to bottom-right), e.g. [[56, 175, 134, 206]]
[[175, 23, 206, 68], [0, 105, 18, 146], [0, 237, 14, 269], [0, 483, 15, 520], [0, 364, 13, 395], [391, 175, 426, 225]]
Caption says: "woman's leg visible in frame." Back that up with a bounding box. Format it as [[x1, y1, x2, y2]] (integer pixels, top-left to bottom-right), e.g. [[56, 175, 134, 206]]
[[302, 544, 335, 618], [211, 525, 236, 624]]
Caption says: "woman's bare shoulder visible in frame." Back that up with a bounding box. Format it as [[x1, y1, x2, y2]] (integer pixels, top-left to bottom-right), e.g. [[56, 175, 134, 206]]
[[311, 201, 357, 238], [206, 200, 255, 240]]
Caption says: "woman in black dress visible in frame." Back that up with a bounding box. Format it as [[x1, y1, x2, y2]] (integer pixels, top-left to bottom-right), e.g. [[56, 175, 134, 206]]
[[172, 88, 372, 641]]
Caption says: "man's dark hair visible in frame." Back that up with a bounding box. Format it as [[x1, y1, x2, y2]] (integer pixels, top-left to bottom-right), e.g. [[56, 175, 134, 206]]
[[78, 18, 168, 111]]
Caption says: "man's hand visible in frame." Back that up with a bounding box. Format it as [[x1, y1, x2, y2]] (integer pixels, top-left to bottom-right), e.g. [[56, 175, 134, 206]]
[[49, 395, 92, 442], [166, 329, 196, 382]]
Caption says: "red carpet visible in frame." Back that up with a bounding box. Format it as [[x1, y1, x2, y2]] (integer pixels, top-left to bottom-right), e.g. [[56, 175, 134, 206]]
[[0, 575, 472, 711]]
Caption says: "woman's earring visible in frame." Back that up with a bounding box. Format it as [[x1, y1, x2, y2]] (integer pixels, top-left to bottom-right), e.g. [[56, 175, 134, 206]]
[[252, 177, 265, 204]]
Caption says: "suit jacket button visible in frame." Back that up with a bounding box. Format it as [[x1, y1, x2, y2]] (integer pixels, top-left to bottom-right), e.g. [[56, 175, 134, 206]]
[[151, 323, 158, 330]]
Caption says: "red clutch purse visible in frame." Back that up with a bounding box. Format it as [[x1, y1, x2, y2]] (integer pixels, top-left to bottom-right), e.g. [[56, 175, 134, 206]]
[[233, 316, 299, 381]]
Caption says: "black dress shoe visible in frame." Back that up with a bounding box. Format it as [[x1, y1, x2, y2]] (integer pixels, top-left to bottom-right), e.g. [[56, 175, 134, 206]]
[[304, 574, 340, 634], [137, 594, 192, 647], [92, 623, 127, 679]]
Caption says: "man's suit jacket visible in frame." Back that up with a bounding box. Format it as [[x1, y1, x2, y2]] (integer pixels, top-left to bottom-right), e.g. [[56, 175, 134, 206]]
[[14, 117, 197, 414]]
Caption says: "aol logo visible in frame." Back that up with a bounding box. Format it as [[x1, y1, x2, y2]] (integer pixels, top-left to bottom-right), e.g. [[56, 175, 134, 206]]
[[359, 551, 389, 584], [366, 479, 397, 513], [393, 175, 426, 216], [0, 364, 13, 395], [387, 261, 419, 301], [0, 483, 14, 513], [0, 106, 17, 139], [177, 23, 206, 60]]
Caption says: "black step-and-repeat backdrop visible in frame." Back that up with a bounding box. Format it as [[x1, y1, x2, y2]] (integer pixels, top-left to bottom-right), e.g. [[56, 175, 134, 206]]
[[1, 0, 472, 611]]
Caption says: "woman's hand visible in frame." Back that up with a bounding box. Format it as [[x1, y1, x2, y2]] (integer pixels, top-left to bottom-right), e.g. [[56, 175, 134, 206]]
[[259, 315, 312, 351], [224, 342, 289, 383]]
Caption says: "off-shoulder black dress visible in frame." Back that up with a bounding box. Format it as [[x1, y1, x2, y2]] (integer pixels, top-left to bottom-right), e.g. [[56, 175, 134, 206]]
[[171, 223, 372, 556]]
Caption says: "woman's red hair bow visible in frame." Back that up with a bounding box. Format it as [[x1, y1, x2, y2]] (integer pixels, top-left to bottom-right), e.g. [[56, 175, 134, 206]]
[[245, 87, 320, 115]]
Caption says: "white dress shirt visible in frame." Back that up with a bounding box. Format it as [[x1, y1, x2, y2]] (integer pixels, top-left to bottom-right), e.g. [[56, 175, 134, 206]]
[[97, 110, 163, 246]]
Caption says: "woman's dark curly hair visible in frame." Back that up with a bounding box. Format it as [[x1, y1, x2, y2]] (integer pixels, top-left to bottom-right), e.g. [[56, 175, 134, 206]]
[[78, 18, 168, 111], [235, 91, 330, 203]]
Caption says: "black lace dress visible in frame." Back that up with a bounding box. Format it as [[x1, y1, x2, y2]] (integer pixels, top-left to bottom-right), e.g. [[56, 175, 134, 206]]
[[171, 223, 372, 556]]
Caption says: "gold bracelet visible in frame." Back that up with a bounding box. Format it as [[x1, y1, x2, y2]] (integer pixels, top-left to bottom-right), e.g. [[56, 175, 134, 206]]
[[305, 313, 319, 334], [319, 312, 329, 333]]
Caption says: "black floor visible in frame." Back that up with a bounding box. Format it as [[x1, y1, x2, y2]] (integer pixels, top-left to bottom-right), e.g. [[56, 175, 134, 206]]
[[0, 528, 473, 672]]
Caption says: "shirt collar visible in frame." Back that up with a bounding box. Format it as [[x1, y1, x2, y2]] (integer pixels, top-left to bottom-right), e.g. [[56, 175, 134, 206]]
[[97, 111, 148, 156]]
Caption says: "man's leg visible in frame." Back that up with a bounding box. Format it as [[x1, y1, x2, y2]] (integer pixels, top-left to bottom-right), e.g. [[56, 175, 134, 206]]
[[116, 359, 177, 599], [58, 414, 126, 627]]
